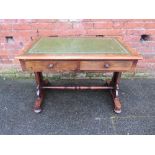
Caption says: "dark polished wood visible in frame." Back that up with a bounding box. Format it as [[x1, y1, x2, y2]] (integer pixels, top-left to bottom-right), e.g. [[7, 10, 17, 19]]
[[42, 86, 114, 90], [34, 72, 44, 113], [110, 72, 122, 113]]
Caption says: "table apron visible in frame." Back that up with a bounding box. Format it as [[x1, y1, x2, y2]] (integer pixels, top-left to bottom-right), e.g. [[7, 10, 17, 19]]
[[20, 60, 137, 72]]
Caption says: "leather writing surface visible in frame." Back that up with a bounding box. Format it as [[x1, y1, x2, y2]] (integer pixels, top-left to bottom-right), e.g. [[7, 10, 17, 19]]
[[27, 37, 130, 55]]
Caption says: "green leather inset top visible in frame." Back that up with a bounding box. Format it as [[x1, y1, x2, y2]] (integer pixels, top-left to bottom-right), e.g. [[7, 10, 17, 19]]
[[27, 37, 130, 55]]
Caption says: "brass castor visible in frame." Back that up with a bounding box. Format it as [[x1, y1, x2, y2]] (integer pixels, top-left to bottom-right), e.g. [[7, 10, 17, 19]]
[[114, 108, 121, 114], [113, 98, 122, 114], [34, 108, 42, 113]]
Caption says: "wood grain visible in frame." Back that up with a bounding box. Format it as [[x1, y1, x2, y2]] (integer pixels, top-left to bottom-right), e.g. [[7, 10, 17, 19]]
[[24, 60, 79, 72], [80, 60, 133, 72]]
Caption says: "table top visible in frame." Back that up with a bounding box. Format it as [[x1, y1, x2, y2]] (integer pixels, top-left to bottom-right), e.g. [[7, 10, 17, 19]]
[[16, 37, 142, 60], [27, 37, 129, 55]]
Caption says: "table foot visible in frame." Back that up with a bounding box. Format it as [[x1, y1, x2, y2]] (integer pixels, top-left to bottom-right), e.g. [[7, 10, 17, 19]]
[[106, 72, 122, 114], [111, 90, 122, 114], [34, 108, 42, 113], [113, 98, 122, 114], [114, 109, 121, 114], [34, 96, 43, 113], [34, 72, 45, 113]]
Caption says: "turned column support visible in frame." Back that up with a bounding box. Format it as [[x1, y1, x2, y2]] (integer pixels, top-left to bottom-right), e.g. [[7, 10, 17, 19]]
[[107, 72, 122, 113], [34, 72, 44, 113]]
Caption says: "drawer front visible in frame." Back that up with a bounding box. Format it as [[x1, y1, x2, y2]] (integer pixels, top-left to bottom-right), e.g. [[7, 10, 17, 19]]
[[24, 60, 78, 72], [80, 60, 133, 71]]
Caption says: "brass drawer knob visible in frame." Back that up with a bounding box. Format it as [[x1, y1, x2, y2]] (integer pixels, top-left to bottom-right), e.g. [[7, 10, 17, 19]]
[[48, 64, 54, 68], [104, 63, 110, 68]]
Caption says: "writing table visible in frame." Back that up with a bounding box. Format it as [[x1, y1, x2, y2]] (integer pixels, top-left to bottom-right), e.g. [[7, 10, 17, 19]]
[[16, 37, 142, 113]]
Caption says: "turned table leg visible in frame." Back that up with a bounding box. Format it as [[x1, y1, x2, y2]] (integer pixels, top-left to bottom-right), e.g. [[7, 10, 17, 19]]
[[107, 72, 122, 113], [34, 72, 45, 113]]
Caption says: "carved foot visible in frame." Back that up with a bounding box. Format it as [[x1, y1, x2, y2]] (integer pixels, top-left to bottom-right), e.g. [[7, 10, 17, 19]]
[[110, 88, 122, 114], [34, 94, 44, 113], [113, 98, 122, 113]]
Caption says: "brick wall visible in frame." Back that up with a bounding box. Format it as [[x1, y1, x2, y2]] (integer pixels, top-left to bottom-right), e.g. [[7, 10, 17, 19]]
[[0, 19, 155, 76]]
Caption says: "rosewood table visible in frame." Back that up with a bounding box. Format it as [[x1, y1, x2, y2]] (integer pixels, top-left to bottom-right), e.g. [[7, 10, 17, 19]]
[[16, 37, 142, 113]]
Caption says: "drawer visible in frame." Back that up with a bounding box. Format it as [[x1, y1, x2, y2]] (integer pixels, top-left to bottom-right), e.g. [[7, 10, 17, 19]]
[[24, 60, 79, 72], [80, 60, 133, 71]]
